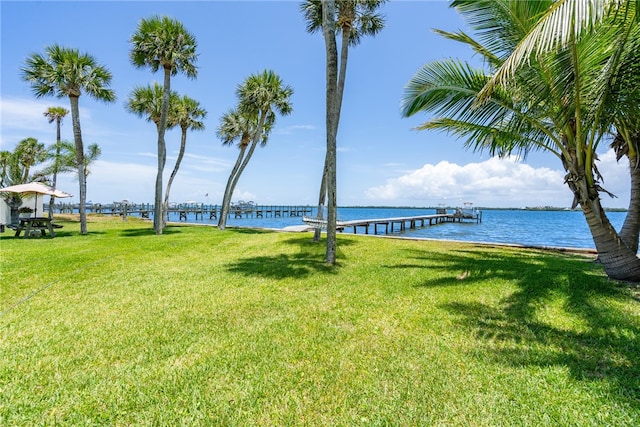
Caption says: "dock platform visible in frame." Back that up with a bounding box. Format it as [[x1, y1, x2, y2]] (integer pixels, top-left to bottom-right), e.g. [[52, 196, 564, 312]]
[[303, 211, 480, 235]]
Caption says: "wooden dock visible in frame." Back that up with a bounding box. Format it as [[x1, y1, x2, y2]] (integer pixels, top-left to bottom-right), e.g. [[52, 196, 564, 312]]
[[303, 211, 481, 235], [55, 203, 313, 221]]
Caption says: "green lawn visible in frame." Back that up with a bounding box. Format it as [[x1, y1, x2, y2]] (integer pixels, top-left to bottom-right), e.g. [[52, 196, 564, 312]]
[[1, 216, 638, 426]]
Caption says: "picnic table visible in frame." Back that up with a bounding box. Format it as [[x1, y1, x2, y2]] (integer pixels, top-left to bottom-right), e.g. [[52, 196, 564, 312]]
[[11, 217, 61, 238]]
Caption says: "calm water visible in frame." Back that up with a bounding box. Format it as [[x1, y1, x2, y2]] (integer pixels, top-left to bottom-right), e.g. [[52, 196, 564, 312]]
[[162, 207, 629, 251]]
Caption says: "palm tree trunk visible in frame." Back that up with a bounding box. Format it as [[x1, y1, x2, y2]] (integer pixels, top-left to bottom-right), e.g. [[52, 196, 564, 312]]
[[619, 146, 640, 253], [313, 158, 328, 242], [313, 25, 349, 244], [154, 68, 171, 235], [69, 95, 87, 235], [220, 141, 259, 230], [225, 138, 260, 214], [48, 118, 62, 219], [218, 146, 247, 230], [581, 198, 640, 282], [163, 127, 188, 228], [323, 0, 338, 264], [565, 148, 640, 282]]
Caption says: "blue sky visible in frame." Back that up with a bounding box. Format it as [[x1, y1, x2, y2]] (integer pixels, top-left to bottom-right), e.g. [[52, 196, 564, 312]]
[[0, 0, 631, 208]]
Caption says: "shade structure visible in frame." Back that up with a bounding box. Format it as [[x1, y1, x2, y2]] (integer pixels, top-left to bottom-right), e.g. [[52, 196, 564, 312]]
[[0, 182, 73, 217]]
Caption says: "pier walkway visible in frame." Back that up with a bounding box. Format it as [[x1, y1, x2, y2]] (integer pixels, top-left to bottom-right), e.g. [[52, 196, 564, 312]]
[[303, 210, 480, 235], [56, 203, 313, 221]]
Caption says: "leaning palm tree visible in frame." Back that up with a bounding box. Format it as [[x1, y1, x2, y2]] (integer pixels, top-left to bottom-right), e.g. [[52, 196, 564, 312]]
[[301, 0, 386, 262], [43, 106, 69, 218], [217, 70, 293, 230], [21, 45, 115, 234], [473, 0, 640, 253], [162, 95, 206, 227], [402, 0, 640, 281], [130, 15, 198, 235], [216, 108, 273, 229]]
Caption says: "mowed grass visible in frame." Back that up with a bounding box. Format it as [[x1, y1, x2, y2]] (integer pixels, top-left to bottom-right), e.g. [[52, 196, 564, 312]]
[[1, 215, 639, 426]]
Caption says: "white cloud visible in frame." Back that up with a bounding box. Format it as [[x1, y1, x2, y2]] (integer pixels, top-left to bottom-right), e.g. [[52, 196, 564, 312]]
[[595, 148, 632, 202], [180, 152, 231, 174], [364, 153, 631, 208], [0, 98, 62, 146], [0, 96, 106, 148]]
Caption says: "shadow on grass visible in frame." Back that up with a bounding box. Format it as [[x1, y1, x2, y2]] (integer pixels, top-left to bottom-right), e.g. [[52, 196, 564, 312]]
[[119, 227, 183, 237], [225, 235, 347, 279], [228, 227, 275, 235], [390, 246, 640, 408], [0, 229, 106, 239]]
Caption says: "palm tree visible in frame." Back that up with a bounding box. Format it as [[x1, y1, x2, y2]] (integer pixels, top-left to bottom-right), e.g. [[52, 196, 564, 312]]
[[217, 109, 274, 229], [42, 140, 101, 177], [42, 140, 101, 179], [1, 139, 47, 222], [217, 70, 293, 230], [21, 44, 115, 235], [0, 151, 14, 187], [14, 137, 47, 183], [401, 0, 640, 281], [44, 106, 69, 218], [126, 83, 180, 131], [43, 140, 76, 180], [489, 0, 640, 258], [130, 15, 198, 235], [163, 95, 206, 227], [469, 0, 640, 255], [301, 0, 386, 262], [127, 83, 179, 222]]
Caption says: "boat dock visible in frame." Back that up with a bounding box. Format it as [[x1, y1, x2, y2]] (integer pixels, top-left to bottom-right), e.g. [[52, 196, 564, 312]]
[[303, 209, 481, 235], [55, 202, 313, 220], [54, 202, 482, 235]]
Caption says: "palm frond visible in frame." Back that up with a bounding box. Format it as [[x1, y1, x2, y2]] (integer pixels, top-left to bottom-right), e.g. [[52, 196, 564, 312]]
[[479, 0, 629, 100]]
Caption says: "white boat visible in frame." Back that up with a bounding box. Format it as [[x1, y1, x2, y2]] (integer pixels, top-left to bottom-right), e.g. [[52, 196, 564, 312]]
[[456, 202, 482, 222]]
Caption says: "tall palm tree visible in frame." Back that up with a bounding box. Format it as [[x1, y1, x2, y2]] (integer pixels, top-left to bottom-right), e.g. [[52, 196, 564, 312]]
[[301, 0, 386, 262], [21, 44, 115, 234], [130, 15, 198, 235], [163, 95, 206, 227], [402, 0, 640, 281], [44, 106, 69, 218], [217, 70, 293, 230]]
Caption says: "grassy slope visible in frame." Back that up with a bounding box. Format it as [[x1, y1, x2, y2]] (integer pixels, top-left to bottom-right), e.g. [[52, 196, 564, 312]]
[[1, 216, 638, 426]]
